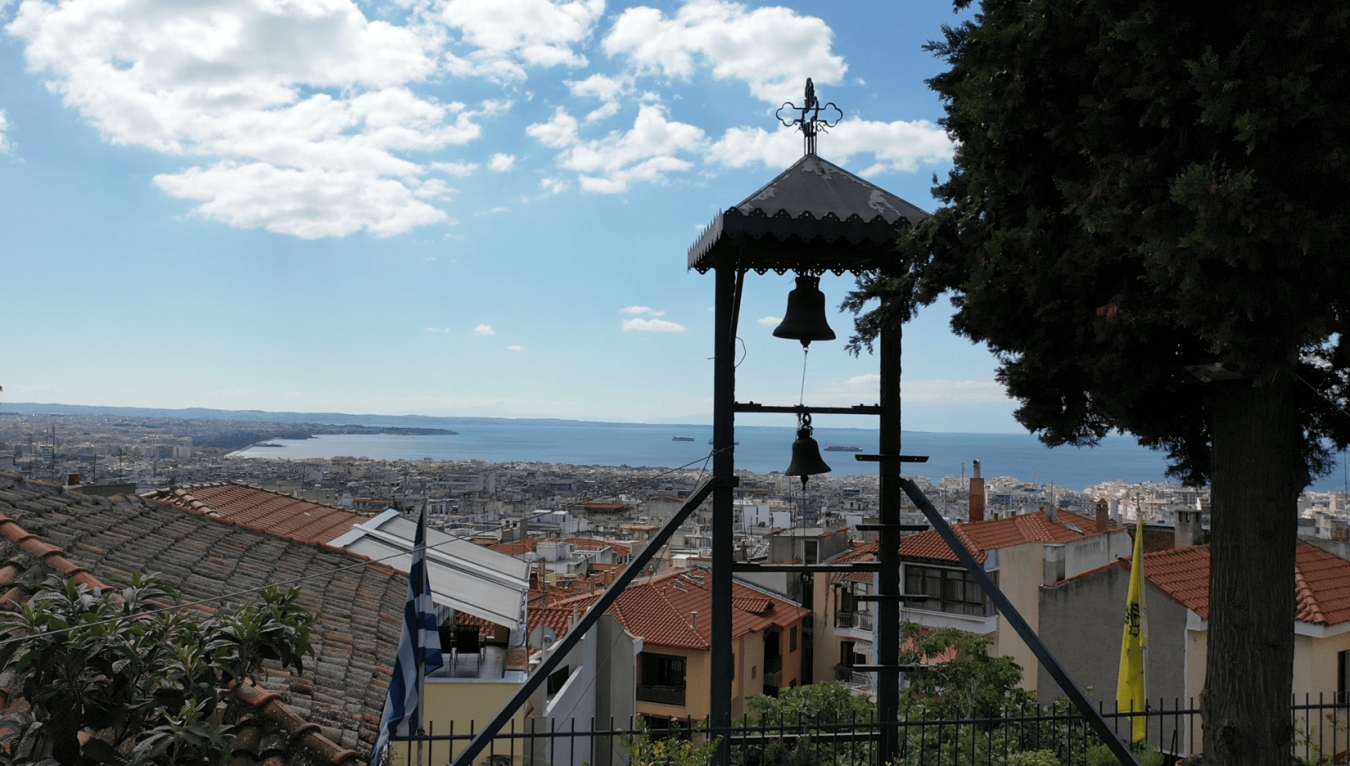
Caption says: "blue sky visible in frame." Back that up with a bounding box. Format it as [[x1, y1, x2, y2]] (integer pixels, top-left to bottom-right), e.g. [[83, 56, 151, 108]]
[[0, 0, 1021, 432]]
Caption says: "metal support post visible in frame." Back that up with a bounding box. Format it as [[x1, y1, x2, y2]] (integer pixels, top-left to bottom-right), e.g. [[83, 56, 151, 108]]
[[899, 479, 1141, 766], [709, 253, 738, 763], [450, 481, 715, 766], [875, 302, 902, 765]]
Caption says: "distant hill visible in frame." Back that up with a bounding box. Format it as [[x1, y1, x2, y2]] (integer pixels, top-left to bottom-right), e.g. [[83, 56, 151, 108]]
[[0, 402, 689, 430]]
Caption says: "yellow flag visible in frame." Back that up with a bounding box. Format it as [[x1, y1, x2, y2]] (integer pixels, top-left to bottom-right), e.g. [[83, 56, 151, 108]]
[[1117, 515, 1146, 741]]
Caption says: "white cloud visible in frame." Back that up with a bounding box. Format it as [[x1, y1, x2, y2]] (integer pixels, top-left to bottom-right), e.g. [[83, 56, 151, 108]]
[[0, 109, 12, 154], [437, 0, 604, 81], [423, 256, 437, 262], [431, 161, 479, 177], [568, 73, 627, 102], [568, 72, 630, 122], [707, 119, 954, 173], [604, 0, 846, 104], [528, 103, 704, 193], [425, 326, 441, 332], [621, 305, 665, 316], [487, 152, 516, 171], [474, 324, 496, 335], [7, 0, 498, 238], [539, 177, 569, 194], [822, 374, 1008, 405], [506, 345, 525, 351], [623, 317, 686, 332], [526, 107, 580, 148], [757, 316, 781, 326]]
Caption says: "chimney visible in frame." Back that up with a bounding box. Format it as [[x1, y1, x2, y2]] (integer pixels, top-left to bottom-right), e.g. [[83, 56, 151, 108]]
[[691, 610, 698, 631], [1043, 504, 1058, 522], [1176, 510, 1202, 548], [1095, 498, 1110, 533], [968, 460, 985, 523]]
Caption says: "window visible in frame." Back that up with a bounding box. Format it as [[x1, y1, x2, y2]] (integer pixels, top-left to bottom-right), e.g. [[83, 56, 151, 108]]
[[790, 626, 798, 652], [547, 665, 570, 696], [641, 654, 686, 688], [804, 540, 818, 564], [840, 641, 855, 667], [638, 653, 687, 707], [904, 564, 994, 616], [1340, 650, 1350, 703]]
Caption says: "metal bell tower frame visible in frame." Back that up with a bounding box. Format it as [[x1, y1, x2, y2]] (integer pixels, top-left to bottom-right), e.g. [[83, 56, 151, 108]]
[[450, 79, 1140, 766]]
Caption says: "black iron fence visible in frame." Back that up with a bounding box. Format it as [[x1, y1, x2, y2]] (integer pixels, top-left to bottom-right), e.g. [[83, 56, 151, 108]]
[[389, 696, 1350, 766]]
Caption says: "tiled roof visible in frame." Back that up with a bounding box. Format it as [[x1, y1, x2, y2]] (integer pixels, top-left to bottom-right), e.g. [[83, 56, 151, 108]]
[[606, 571, 809, 649], [1063, 542, 1350, 626], [490, 537, 546, 557], [900, 511, 1119, 564], [146, 482, 366, 545], [831, 542, 878, 584], [525, 570, 809, 650], [0, 471, 410, 761], [566, 538, 632, 556]]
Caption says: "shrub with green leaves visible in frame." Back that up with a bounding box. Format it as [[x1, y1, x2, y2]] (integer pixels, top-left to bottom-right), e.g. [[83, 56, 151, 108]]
[[0, 574, 315, 766], [1007, 750, 1060, 766]]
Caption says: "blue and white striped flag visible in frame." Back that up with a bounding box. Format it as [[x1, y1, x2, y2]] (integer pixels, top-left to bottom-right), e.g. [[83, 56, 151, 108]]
[[372, 507, 444, 766]]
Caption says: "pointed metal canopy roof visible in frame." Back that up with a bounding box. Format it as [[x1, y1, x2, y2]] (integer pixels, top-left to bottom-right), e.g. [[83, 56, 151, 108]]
[[687, 153, 931, 274]]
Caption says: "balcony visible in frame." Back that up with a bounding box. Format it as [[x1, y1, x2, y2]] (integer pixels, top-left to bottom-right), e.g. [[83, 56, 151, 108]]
[[636, 685, 686, 707], [834, 610, 874, 642]]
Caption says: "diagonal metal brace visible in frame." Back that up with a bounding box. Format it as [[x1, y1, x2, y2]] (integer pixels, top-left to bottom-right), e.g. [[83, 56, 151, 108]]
[[449, 479, 716, 766], [899, 478, 1140, 766]]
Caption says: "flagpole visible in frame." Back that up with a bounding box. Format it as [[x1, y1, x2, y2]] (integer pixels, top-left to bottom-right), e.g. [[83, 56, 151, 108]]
[[417, 505, 428, 766]]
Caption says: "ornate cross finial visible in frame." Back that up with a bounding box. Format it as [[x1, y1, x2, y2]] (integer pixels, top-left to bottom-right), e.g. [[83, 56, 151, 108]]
[[775, 78, 843, 156]]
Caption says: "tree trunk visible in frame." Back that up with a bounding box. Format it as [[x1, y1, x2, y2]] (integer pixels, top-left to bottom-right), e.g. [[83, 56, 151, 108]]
[[1203, 376, 1305, 766]]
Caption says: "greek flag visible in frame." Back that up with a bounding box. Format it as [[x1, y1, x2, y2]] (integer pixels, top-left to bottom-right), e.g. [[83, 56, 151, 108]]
[[372, 507, 444, 765]]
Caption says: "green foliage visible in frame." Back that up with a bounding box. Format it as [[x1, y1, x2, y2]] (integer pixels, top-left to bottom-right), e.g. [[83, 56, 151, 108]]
[[747, 681, 877, 726], [1086, 742, 1163, 766], [623, 723, 719, 766], [1007, 750, 1060, 766], [850, 0, 1350, 481], [0, 574, 316, 766], [899, 625, 1033, 720]]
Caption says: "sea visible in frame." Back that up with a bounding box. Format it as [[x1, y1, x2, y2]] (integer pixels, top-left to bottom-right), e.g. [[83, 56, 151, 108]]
[[232, 422, 1213, 491]]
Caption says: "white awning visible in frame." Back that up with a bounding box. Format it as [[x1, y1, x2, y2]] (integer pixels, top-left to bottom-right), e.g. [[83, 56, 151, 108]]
[[332, 510, 530, 631]]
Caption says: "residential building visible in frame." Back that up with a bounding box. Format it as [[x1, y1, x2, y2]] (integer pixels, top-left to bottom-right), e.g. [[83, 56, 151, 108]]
[[1039, 542, 1350, 756]]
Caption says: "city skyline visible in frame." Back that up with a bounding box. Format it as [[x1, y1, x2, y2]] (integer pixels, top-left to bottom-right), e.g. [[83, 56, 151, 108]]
[[0, 0, 1018, 432]]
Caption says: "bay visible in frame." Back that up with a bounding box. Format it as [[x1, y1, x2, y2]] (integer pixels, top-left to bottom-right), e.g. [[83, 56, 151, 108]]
[[235, 423, 1192, 491]]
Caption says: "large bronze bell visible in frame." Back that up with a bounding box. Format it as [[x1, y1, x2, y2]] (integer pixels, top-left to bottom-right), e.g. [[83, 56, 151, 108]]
[[773, 275, 836, 347], [785, 413, 831, 487]]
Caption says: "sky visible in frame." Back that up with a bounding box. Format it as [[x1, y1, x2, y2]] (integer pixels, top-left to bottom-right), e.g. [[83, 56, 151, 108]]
[[0, 0, 1023, 432]]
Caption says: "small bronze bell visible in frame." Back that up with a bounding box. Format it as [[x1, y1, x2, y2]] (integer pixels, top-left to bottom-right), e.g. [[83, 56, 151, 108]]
[[773, 275, 836, 347], [785, 413, 831, 487]]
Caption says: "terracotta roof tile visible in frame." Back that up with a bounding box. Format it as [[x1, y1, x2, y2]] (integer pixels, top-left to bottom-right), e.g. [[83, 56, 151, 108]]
[[146, 483, 365, 546], [900, 510, 1120, 564], [0, 471, 404, 762], [1070, 542, 1350, 626]]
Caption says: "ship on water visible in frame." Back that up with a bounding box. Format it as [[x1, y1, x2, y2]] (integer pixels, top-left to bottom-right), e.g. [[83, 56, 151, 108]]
[[672, 436, 696, 442], [824, 444, 862, 452]]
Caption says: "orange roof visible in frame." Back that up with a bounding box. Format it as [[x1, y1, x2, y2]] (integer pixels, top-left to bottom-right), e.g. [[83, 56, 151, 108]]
[[147, 482, 364, 545], [1068, 542, 1350, 626], [490, 537, 546, 557], [831, 542, 878, 584], [528, 570, 809, 649], [900, 510, 1120, 564], [565, 537, 632, 555]]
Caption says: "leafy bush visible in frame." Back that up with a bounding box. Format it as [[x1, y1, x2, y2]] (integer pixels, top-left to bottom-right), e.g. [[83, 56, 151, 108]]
[[1007, 750, 1060, 766], [0, 574, 315, 766], [624, 723, 719, 766], [1085, 742, 1164, 766]]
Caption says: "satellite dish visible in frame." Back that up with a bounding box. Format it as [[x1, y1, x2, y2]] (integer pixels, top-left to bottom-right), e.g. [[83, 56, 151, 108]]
[[529, 625, 557, 650]]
